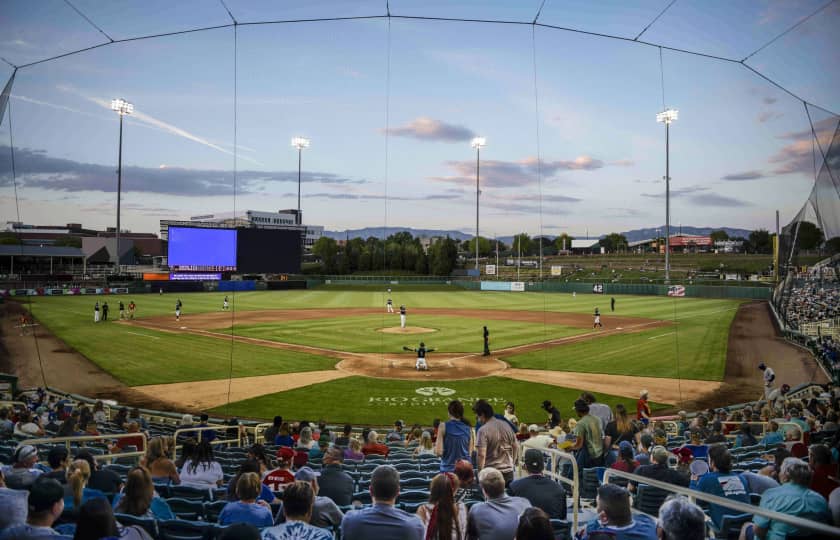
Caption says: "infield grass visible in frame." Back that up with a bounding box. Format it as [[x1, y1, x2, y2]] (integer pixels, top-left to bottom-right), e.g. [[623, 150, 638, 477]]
[[212, 375, 669, 425]]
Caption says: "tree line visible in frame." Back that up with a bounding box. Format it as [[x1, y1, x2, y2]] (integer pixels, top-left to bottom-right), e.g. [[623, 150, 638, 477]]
[[311, 232, 459, 275]]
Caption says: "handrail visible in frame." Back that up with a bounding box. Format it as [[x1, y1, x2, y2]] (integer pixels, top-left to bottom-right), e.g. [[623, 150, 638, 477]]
[[0, 400, 28, 409], [24, 432, 149, 464], [243, 423, 273, 444], [517, 448, 580, 532], [601, 469, 840, 537], [172, 425, 241, 461]]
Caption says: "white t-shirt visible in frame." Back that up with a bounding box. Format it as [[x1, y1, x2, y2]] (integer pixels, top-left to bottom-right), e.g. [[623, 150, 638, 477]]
[[14, 422, 41, 437], [763, 367, 776, 387], [179, 460, 223, 488]]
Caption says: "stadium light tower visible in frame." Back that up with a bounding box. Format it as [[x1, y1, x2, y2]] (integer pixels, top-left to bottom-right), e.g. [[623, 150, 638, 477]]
[[656, 108, 678, 283], [111, 98, 133, 274], [471, 136, 487, 272], [291, 136, 310, 225]]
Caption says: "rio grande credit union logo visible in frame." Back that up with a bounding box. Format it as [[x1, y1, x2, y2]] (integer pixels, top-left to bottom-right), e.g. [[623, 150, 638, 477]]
[[415, 387, 456, 397]]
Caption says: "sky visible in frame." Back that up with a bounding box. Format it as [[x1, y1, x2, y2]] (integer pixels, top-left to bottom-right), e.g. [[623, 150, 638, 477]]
[[1, 0, 838, 238]]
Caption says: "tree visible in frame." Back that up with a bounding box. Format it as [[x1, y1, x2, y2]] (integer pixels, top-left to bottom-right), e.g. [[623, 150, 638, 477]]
[[826, 237, 840, 255], [428, 237, 458, 276], [464, 236, 493, 257], [311, 237, 339, 273], [512, 233, 533, 256], [747, 229, 772, 254], [709, 230, 729, 243], [600, 233, 628, 253], [555, 233, 573, 252], [796, 221, 824, 250]]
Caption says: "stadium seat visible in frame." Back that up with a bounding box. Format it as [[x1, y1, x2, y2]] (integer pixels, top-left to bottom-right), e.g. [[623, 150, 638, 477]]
[[166, 497, 205, 521], [549, 519, 572, 540], [634, 485, 670, 516], [399, 470, 428, 480], [171, 485, 211, 501], [159, 519, 213, 540], [400, 477, 430, 490], [351, 491, 372, 505], [580, 468, 600, 500], [709, 512, 753, 540], [115, 513, 159, 537], [203, 500, 227, 522]]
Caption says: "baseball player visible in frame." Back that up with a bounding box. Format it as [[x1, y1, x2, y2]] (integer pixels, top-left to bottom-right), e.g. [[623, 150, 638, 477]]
[[223, 296, 229, 311], [404, 341, 435, 371], [593, 307, 602, 329], [399, 305, 407, 328], [128, 300, 136, 320], [386, 296, 394, 313], [118, 300, 125, 320], [758, 362, 775, 399], [610, 297, 615, 312], [483, 326, 490, 356], [175, 298, 182, 321], [94, 301, 100, 323]]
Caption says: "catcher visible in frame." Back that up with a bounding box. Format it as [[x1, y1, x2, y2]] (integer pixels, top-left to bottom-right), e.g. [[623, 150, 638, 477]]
[[403, 341, 435, 371]]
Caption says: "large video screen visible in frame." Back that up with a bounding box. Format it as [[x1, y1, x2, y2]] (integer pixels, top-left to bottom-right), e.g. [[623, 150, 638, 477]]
[[237, 228, 301, 273], [168, 227, 237, 271]]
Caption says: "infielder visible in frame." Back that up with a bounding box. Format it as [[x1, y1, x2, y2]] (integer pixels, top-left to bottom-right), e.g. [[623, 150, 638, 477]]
[[175, 298, 182, 321], [118, 301, 125, 320], [399, 305, 407, 328], [593, 307, 602, 329], [404, 341, 435, 371], [94, 301, 100, 323], [223, 296, 229, 310], [386, 297, 394, 313], [128, 300, 136, 320]]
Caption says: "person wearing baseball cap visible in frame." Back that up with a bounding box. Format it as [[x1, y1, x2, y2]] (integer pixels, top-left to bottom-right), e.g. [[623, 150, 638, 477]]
[[569, 398, 605, 468], [508, 449, 567, 519], [263, 447, 295, 492], [1, 478, 65, 539], [295, 466, 344, 529], [636, 389, 651, 426], [521, 425, 555, 451], [1, 445, 42, 490]]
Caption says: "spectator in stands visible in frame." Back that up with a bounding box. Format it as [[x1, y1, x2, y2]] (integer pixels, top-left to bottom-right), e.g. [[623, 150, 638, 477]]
[[610, 441, 640, 474], [341, 465, 424, 540], [386, 420, 404, 442], [113, 466, 175, 520], [688, 460, 709, 490], [630, 446, 689, 493], [413, 431, 435, 457], [809, 444, 840, 500], [637, 390, 651, 426], [436, 400, 474, 473], [91, 401, 107, 425], [196, 413, 216, 443], [516, 507, 554, 540], [335, 424, 352, 447], [788, 407, 811, 433], [503, 402, 519, 426], [521, 424, 555, 451], [264, 447, 296, 492], [759, 421, 783, 447], [695, 445, 750, 531], [581, 392, 613, 428], [405, 426, 423, 448], [635, 433, 654, 466], [580, 484, 657, 540], [0, 478, 64, 540], [309, 437, 328, 460], [417, 472, 468, 539], [295, 466, 344, 529], [75, 498, 151, 540], [2, 445, 42, 489], [113, 408, 129, 430], [219, 472, 273, 527], [468, 467, 531, 540], [734, 422, 758, 448], [297, 427, 316, 450], [141, 436, 179, 484], [42, 447, 69, 484], [570, 399, 605, 468], [0, 467, 28, 530], [318, 447, 354, 506], [228, 461, 277, 504], [64, 459, 105, 511], [0, 407, 14, 437], [274, 422, 294, 447], [127, 408, 147, 430], [742, 457, 832, 539], [14, 411, 44, 438], [541, 400, 562, 429], [657, 496, 706, 540], [508, 448, 566, 519], [344, 438, 365, 462], [179, 440, 223, 489], [263, 481, 332, 540], [604, 404, 639, 457], [758, 447, 790, 483], [474, 399, 518, 485], [705, 421, 727, 444], [110, 422, 145, 454], [175, 439, 195, 470], [264, 416, 283, 444], [362, 430, 390, 457], [57, 414, 81, 438], [73, 451, 121, 495]]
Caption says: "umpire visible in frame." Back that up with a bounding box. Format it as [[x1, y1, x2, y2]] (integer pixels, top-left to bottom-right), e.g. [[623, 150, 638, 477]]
[[483, 326, 490, 356]]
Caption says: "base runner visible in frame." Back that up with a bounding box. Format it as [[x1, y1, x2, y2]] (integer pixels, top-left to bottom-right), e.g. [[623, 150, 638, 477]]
[[593, 307, 602, 329], [404, 342, 435, 371]]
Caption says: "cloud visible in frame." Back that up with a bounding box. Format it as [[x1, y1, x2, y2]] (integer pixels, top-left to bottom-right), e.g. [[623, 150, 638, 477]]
[[297, 191, 461, 202], [432, 155, 606, 188], [610, 159, 635, 167], [640, 185, 708, 198], [758, 111, 783, 123], [0, 146, 365, 196], [763, 97, 777, 105], [769, 116, 837, 175], [721, 170, 765, 181], [384, 117, 476, 142], [689, 194, 751, 207]]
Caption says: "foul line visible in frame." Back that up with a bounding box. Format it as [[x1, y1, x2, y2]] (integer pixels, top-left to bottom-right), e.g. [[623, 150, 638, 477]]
[[648, 332, 675, 340], [125, 331, 161, 340]]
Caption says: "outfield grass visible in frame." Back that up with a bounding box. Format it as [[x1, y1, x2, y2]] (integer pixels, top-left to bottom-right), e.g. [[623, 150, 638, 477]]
[[223, 315, 586, 353], [212, 375, 669, 425]]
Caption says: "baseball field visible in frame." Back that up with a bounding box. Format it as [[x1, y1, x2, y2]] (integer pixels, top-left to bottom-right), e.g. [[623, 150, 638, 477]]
[[13, 285, 802, 425]]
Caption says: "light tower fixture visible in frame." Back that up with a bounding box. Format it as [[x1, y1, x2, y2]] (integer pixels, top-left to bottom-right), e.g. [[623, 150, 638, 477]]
[[471, 136, 486, 273], [656, 108, 678, 283], [111, 98, 133, 274], [291, 136, 310, 225]]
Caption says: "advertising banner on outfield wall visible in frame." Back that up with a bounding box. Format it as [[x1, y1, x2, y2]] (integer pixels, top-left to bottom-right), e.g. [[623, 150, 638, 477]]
[[0, 287, 129, 297], [480, 281, 526, 292], [485, 264, 496, 275], [550, 265, 563, 276], [510, 282, 525, 292]]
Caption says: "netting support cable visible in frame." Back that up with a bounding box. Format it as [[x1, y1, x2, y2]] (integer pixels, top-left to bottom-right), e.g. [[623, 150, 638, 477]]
[[741, 0, 836, 62], [225, 23, 238, 414], [218, 0, 238, 25], [530, 24, 548, 368], [0, 57, 17, 69], [634, 0, 677, 41], [380, 15, 392, 368], [740, 63, 840, 118], [532, 0, 547, 24], [805, 103, 839, 187], [659, 47, 666, 110], [63, 0, 114, 43]]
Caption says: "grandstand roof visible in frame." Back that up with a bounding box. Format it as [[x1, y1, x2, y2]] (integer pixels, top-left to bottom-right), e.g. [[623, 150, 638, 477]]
[[0, 245, 85, 258]]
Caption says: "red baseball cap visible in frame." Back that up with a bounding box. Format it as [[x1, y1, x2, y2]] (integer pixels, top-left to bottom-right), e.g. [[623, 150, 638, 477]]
[[276, 447, 295, 460]]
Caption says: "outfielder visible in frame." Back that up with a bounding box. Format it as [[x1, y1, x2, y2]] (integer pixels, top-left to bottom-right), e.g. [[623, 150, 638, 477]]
[[223, 296, 229, 310], [404, 342, 435, 371], [593, 307, 602, 329], [399, 305, 407, 328]]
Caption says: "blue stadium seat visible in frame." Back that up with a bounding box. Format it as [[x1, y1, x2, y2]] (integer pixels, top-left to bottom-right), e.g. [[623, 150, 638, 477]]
[[204, 500, 227, 522], [633, 484, 670, 516], [549, 519, 572, 540], [159, 519, 213, 540], [351, 491, 372, 505], [170, 485, 211, 501], [165, 497, 205, 521], [400, 477, 430, 490], [709, 512, 753, 540], [115, 513, 159, 538]]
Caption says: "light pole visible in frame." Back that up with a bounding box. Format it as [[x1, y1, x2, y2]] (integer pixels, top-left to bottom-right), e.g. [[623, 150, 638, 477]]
[[471, 136, 486, 273], [111, 98, 133, 274], [291, 136, 310, 225], [656, 108, 678, 283]]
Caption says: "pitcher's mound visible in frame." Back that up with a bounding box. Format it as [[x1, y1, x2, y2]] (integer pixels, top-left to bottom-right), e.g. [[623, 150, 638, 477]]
[[378, 326, 437, 334]]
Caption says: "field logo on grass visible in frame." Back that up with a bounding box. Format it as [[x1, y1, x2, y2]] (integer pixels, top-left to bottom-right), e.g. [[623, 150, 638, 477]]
[[415, 387, 456, 397]]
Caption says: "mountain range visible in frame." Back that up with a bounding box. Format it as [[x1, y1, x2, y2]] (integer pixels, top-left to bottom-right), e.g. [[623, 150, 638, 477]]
[[322, 225, 754, 244]]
